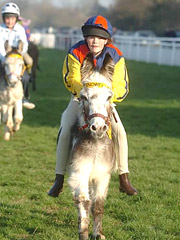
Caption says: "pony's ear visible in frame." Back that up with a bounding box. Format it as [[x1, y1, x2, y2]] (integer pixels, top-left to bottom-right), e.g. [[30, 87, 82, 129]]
[[81, 53, 95, 81], [4, 40, 12, 53], [17, 40, 24, 54], [100, 53, 115, 82]]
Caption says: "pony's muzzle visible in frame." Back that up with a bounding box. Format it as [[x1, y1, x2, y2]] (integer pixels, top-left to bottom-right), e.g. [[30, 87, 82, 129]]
[[90, 123, 108, 138], [7, 74, 19, 86]]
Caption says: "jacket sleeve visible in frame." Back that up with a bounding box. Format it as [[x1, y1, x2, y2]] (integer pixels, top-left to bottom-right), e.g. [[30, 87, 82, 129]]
[[62, 53, 83, 97], [0, 29, 6, 62], [112, 57, 129, 103], [19, 26, 28, 54]]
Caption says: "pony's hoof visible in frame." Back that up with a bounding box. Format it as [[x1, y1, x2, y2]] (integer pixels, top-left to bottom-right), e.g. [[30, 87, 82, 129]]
[[94, 234, 105, 240], [14, 125, 20, 132], [4, 132, 10, 141]]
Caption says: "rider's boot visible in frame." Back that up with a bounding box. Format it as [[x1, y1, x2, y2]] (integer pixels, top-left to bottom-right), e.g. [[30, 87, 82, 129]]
[[22, 98, 35, 109], [119, 173, 138, 195], [48, 174, 64, 197]]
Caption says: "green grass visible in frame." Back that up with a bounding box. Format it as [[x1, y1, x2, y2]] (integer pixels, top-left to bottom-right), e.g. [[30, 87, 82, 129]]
[[0, 48, 180, 240]]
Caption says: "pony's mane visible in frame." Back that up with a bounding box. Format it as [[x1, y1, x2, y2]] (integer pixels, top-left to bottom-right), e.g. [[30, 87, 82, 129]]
[[81, 53, 95, 81], [100, 54, 115, 83], [81, 53, 115, 84]]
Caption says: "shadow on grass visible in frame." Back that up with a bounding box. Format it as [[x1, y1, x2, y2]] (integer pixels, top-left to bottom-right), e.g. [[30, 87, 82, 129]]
[[22, 98, 68, 127], [118, 105, 180, 138]]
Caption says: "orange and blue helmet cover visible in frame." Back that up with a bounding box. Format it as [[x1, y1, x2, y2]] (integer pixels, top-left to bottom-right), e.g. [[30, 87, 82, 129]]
[[82, 15, 113, 39]]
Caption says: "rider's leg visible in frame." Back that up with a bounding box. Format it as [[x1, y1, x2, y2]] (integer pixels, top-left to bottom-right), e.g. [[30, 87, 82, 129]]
[[111, 106, 137, 195], [48, 97, 79, 197], [0, 61, 4, 77], [23, 53, 33, 74], [22, 54, 35, 109], [21, 71, 29, 99]]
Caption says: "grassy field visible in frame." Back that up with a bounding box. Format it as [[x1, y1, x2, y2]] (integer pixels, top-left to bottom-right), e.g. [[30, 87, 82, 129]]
[[0, 48, 180, 240]]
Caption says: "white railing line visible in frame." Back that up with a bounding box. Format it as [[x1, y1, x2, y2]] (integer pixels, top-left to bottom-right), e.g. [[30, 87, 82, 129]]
[[30, 32, 180, 66]]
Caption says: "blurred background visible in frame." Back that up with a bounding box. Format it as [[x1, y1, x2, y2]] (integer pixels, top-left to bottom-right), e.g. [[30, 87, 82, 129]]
[[1, 0, 180, 65], [0, 0, 180, 37]]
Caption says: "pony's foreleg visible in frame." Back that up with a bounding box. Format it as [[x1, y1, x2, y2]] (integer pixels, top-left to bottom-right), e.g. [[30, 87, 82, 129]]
[[2, 104, 13, 140], [1, 104, 8, 124], [75, 197, 91, 240], [0, 105, 1, 124], [92, 174, 111, 239], [91, 198, 105, 240], [14, 99, 23, 132], [68, 170, 91, 240]]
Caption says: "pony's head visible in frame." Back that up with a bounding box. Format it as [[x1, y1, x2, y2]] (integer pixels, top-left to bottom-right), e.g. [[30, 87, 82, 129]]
[[4, 40, 25, 87], [79, 53, 115, 139]]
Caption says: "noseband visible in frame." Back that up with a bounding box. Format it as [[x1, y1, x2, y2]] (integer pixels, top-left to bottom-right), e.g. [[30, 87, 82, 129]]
[[87, 113, 111, 126], [78, 108, 112, 131]]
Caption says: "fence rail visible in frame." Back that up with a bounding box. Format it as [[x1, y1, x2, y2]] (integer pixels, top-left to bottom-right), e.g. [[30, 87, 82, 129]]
[[31, 32, 180, 66], [114, 35, 180, 66]]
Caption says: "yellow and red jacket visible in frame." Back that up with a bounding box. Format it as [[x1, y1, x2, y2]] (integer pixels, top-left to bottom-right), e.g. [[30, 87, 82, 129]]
[[62, 40, 129, 103]]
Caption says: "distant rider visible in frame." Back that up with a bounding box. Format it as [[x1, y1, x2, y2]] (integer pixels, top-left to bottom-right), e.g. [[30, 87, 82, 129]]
[[0, 2, 35, 109]]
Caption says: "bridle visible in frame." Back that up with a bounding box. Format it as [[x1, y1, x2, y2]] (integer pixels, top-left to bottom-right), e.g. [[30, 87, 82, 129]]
[[4, 53, 25, 87], [78, 100, 112, 131], [87, 113, 111, 125]]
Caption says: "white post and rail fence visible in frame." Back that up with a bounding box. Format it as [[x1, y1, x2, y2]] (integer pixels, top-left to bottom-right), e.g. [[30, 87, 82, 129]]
[[31, 32, 180, 66]]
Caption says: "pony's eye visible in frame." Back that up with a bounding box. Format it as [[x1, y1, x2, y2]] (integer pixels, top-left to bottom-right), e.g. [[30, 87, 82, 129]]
[[81, 95, 88, 101], [107, 95, 112, 101]]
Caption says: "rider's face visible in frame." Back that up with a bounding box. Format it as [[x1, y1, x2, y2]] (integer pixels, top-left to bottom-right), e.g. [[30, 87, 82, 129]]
[[4, 16, 17, 29], [86, 36, 108, 55]]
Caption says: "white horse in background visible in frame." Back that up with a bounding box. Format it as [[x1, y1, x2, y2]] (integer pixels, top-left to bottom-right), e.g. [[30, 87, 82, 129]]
[[68, 53, 116, 240], [0, 40, 24, 140]]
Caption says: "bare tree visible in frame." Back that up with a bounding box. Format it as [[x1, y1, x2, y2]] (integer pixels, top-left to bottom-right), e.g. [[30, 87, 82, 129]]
[[108, 0, 180, 34]]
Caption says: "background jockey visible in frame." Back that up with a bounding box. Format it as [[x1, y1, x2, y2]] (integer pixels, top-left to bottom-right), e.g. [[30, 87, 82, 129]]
[[0, 2, 35, 109], [18, 16, 31, 42], [48, 15, 138, 197]]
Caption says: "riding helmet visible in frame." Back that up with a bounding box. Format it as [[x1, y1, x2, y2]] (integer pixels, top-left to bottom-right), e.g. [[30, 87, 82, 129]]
[[1, 2, 20, 19], [82, 15, 113, 39]]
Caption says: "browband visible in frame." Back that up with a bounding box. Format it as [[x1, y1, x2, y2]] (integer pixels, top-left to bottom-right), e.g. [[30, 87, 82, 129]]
[[8, 54, 23, 60], [84, 82, 111, 89]]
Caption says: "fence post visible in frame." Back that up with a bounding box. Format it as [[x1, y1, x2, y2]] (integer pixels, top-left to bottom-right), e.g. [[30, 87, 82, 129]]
[[146, 40, 151, 63], [157, 43, 162, 65], [171, 41, 176, 66], [135, 38, 140, 61]]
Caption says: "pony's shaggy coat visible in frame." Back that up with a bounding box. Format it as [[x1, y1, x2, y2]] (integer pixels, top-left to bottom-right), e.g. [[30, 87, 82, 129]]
[[68, 53, 116, 240], [0, 41, 24, 140]]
